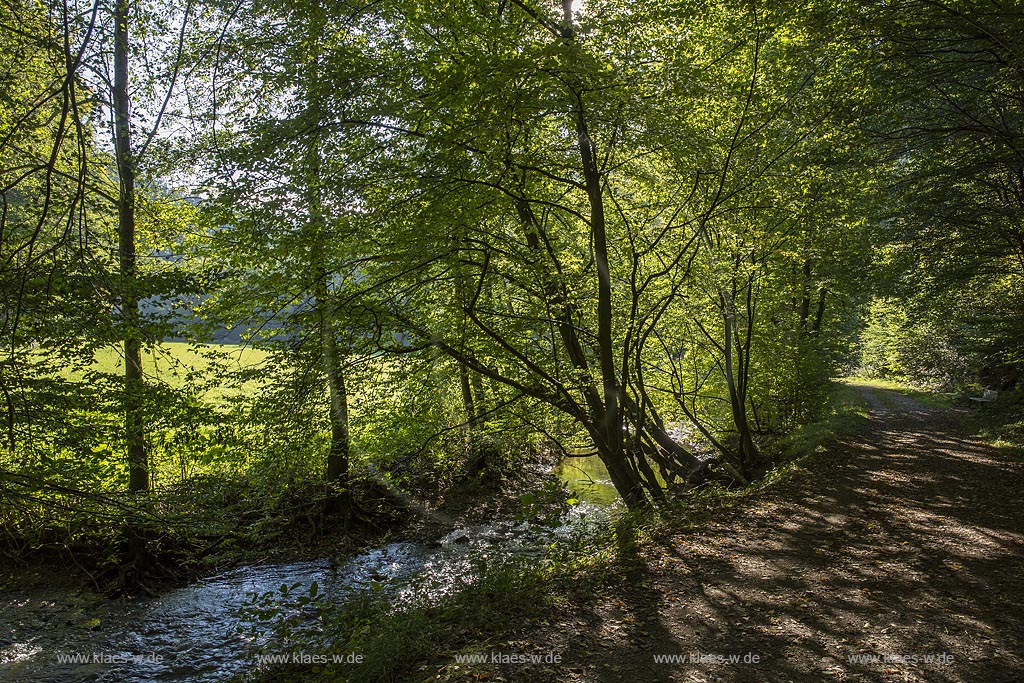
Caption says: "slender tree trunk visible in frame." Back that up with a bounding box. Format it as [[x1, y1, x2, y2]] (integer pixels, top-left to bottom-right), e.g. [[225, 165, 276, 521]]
[[798, 259, 811, 331], [309, 186, 350, 494], [458, 361, 477, 431], [573, 81, 622, 469], [722, 290, 758, 474], [559, 3, 649, 508], [811, 287, 827, 333], [515, 199, 604, 419], [300, 1, 349, 498], [693, 218, 759, 479], [321, 302, 350, 487], [458, 360, 490, 477], [113, 0, 146, 492], [454, 273, 481, 439], [469, 370, 487, 421], [519, 188, 646, 506], [799, 259, 827, 336]]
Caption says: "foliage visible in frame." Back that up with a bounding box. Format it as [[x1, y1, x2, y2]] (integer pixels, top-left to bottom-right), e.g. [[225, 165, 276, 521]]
[[3, 0, 1018, 588], [858, 1, 1024, 391]]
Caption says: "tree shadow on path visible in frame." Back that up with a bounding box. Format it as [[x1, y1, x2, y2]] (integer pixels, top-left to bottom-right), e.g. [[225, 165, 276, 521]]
[[486, 385, 1024, 683]]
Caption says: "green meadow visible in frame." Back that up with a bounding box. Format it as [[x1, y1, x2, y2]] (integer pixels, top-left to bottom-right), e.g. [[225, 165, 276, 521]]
[[75, 342, 270, 400]]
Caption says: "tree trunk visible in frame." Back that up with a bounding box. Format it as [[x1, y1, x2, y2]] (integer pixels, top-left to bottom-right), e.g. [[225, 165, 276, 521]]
[[722, 290, 759, 474], [458, 360, 477, 431], [457, 359, 489, 476], [300, 3, 349, 501], [599, 445, 648, 509], [798, 259, 811, 331], [113, 0, 146, 492], [811, 287, 827, 334], [469, 370, 487, 421], [321, 302, 349, 487], [309, 191, 350, 496], [561, 3, 646, 508], [513, 199, 641, 501]]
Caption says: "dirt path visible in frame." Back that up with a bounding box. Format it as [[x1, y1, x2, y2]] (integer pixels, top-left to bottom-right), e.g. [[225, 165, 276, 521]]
[[446, 384, 1024, 682]]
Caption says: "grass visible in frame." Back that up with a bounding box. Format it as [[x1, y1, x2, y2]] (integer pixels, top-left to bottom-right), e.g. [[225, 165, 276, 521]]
[[73, 341, 269, 401], [961, 389, 1024, 452], [769, 380, 872, 460], [842, 376, 955, 408], [234, 517, 618, 683], [89, 341, 266, 377], [237, 557, 561, 683], [845, 375, 1022, 452]]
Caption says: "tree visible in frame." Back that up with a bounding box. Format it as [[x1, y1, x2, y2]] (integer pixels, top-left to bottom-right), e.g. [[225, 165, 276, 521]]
[[179, 0, 392, 500], [350, 0, 878, 503], [862, 1, 1024, 387], [168, 0, 876, 508], [0, 0, 112, 467], [111, 0, 148, 491]]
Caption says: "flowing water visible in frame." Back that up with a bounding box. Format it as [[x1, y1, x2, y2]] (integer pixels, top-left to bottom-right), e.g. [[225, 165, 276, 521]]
[[0, 469, 616, 683]]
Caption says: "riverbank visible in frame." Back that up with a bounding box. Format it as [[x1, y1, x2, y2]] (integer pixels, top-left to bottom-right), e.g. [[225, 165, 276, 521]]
[[426, 383, 1024, 683], [232, 383, 874, 683], [233, 381, 1024, 683], [0, 446, 564, 597], [10, 381, 1017, 683], [0, 455, 590, 683]]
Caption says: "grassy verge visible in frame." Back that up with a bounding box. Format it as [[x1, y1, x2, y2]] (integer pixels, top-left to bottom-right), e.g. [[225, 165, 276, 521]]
[[235, 557, 568, 683], [842, 376, 955, 409], [765, 380, 872, 460], [233, 520, 638, 683], [961, 390, 1024, 452], [847, 376, 1022, 452]]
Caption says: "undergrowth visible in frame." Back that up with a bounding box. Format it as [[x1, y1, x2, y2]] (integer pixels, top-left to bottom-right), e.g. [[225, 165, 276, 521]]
[[236, 380, 874, 683]]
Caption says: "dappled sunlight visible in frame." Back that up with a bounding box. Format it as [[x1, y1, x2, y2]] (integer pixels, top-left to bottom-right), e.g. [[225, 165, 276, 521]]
[[480, 386, 1024, 682], [2, 0, 1022, 679]]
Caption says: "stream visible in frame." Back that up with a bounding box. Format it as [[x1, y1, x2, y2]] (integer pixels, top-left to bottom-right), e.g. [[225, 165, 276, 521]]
[[0, 458, 619, 683]]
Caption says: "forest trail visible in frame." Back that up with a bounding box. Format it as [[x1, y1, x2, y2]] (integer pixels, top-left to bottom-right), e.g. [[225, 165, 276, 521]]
[[451, 384, 1024, 683]]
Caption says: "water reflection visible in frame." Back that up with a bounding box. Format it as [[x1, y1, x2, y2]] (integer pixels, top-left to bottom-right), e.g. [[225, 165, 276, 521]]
[[553, 454, 671, 505], [553, 455, 621, 506]]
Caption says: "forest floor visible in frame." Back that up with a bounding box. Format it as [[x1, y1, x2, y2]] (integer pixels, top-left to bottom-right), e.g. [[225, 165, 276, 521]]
[[440, 384, 1024, 683]]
